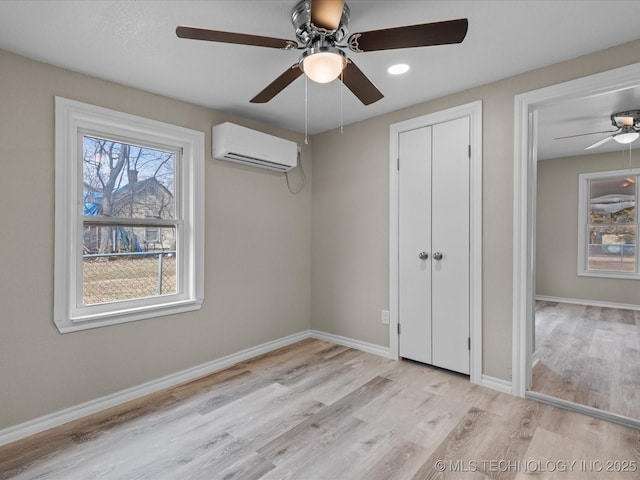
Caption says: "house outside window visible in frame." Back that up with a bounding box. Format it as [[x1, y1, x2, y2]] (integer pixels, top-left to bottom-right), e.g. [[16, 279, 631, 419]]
[[145, 227, 161, 246], [578, 169, 639, 279], [54, 98, 204, 333]]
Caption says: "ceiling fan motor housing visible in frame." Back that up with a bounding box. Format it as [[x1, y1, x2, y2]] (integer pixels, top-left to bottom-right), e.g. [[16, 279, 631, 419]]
[[611, 109, 640, 127], [291, 0, 350, 46]]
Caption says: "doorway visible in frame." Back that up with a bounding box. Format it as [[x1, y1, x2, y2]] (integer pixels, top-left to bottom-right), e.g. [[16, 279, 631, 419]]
[[513, 61, 640, 428], [389, 101, 483, 384]]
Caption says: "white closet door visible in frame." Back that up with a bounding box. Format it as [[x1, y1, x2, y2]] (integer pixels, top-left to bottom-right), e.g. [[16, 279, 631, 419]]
[[398, 126, 432, 364], [431, 116, 470, 374], [398, 117, 470, 375]]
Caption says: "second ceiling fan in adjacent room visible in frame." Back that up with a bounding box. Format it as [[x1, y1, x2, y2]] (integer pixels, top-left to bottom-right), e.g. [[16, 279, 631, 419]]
[[555, 110, 640, 150]]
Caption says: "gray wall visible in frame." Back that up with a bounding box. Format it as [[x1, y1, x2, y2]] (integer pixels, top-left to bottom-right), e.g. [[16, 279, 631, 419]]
[[0, 49, 312, 430], [537, 151, 640, 305], [311, 39, 640, 381]]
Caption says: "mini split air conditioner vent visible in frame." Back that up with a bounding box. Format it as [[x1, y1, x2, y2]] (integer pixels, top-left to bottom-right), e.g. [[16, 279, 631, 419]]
[[212, 122, 298, 172]]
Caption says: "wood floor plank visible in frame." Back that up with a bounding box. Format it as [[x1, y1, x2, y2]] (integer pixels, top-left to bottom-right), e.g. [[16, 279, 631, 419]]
[[352, 381, 470, 455], [533, 301, 640, 420], [381, 359, 472, 398], [167, 364, 249, 401], [410, 407, 499, 480], [574, 355, 611, 412], [154, 433, 257, 480], [515, 426, 572, 480], [221, 391, 326, 452], [261, 419, 392, 480], [1, 339, 639, 480], [210, 452, 276, 480], [357, 440, 429, 480], [196, 370, 275, 415], [237, 338, 332, 375], [270, 348, 373, 406], [476, 400, 539, 479], [256, 375, 392, 462]]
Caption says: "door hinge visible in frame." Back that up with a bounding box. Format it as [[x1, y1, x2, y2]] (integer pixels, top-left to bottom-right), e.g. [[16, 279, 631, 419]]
[[468, 337, 471, 350], [397, 323, 401, 335], [468, 144, 471, 159], [397, 157, 400, 170]]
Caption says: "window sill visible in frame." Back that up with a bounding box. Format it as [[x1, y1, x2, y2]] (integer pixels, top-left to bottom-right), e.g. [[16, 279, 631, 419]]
[[54, 299, 203, 334], [577, 270, 640, 281]]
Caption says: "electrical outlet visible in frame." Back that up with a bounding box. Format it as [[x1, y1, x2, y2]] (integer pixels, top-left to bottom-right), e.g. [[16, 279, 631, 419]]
[[381, 310, 390, 325]]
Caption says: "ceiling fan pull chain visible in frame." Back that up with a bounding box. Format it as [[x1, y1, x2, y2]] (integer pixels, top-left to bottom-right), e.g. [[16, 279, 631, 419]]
[[340, 69, 344, 134], [304, 74, 308, 145]]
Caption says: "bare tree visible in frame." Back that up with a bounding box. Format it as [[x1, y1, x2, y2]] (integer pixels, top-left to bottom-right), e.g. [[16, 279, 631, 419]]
[[83, 137, 174, 255]]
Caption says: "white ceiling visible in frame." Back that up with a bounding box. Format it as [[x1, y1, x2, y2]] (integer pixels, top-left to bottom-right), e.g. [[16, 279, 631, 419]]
[[1, 0, 640, 156]]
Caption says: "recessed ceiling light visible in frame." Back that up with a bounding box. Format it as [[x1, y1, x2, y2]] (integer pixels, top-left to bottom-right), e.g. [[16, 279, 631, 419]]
[[387, 64, 410, 75]]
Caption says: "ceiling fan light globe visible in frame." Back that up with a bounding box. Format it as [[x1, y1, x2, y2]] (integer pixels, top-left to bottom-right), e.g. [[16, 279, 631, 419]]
[[614, 131, 640, 144], [302, 51, 346, 83]]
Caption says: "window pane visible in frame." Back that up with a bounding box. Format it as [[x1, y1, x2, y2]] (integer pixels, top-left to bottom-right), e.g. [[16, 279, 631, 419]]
[[587, 225, 636, 272], [589, 176, 635, 224], [82, 225, 176, 305], [83, 136, 175, 220]]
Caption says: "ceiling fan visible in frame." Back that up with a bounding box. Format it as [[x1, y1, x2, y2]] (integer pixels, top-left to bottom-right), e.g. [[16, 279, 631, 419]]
[[555, 110, 640, 150], [176, 0, 468, 105]]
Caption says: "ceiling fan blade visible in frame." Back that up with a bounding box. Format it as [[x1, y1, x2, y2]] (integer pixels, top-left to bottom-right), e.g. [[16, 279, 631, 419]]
[[250, 64, 304, 103], [347, 18, 468, 53], [585, 135, 614, 150], [554, 129, 619, 140], [310, 0, 345, 31], [341, 60, 384, 105], [176, 26, 297, 50]]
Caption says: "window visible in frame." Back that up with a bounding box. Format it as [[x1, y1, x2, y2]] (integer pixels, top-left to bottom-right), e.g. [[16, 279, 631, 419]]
[[578, 169, 639, 279], [54, 98, 204, 332]]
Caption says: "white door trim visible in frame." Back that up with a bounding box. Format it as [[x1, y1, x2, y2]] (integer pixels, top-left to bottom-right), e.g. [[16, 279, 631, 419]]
[[512, 61, 640, 397], [389, 100, 483, 385]]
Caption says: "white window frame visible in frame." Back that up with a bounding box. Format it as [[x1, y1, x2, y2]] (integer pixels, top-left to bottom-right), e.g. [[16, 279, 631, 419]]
[[577, 168, 640, 280], [54, 97, 204, 333]]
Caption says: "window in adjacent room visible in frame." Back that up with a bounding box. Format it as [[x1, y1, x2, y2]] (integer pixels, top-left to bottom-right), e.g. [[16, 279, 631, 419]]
[[578, 169, 639, 279], [54, 97, 204, 333]]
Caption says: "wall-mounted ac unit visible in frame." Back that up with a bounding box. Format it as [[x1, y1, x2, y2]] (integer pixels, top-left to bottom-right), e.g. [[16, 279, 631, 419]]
[[211, 122, 297, 172]]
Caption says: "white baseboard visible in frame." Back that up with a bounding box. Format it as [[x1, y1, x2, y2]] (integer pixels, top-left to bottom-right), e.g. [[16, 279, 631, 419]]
[[0, 330, 310, 447], [0, 329, 394, 447], [481, 374, 513, 395], [309, 330, 393, 359], [536, 295, 640, 311], [310, 331, 510, 394]]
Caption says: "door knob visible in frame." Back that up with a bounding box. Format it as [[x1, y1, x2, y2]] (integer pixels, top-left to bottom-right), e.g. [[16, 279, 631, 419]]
[[433, 252, 443, 260], [418, 252, 429, 260]]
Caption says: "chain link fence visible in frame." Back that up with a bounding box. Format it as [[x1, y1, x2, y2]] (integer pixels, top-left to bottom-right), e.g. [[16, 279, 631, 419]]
[[83, 251, 176, 305], [587, 243, 636, 272]]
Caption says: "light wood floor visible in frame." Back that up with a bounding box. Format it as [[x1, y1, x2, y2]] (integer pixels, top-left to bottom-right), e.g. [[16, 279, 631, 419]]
[[1, 338, 639, 479], [533, 301, 640, 420]]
